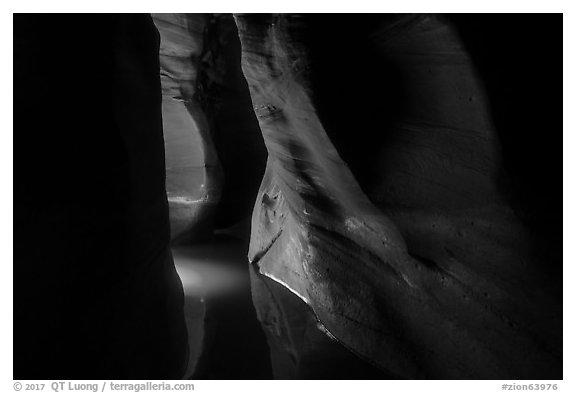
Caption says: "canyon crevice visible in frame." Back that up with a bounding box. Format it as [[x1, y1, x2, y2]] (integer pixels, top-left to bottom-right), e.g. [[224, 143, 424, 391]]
[[13, 13, 562, 380]]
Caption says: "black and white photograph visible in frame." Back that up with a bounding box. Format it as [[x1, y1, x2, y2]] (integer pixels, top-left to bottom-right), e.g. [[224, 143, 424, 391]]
[[6, 1, 570, 389]]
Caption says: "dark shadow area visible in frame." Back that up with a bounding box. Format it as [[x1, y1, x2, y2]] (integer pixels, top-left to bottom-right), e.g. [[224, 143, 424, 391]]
[[13, 14, 188, 379], [206, 16, 268, 229], [448, 14, 563, 281], [303, 13, 562, 283]]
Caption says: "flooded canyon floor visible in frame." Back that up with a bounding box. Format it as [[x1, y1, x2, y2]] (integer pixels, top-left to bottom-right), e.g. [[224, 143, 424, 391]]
[[172, 233, 391, 380]]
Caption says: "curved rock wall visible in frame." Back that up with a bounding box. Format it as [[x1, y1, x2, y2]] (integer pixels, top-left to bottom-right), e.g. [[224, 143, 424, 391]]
[[236, 14, 561, 379], [13, 13, 560, 380], [152, 13, 224, 242]]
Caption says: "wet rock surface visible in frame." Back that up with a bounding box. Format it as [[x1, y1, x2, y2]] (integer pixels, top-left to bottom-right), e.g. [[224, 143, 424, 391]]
[[236, 14, 561, 379], [173, 235, 392, 379], [250, 266, 392, 379]]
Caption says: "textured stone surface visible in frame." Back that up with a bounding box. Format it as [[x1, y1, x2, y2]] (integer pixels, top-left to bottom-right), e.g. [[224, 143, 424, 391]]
[[14, 14, 188, 379], [250, 266, 392, 379], [152, 14, 224, 242], [236, 14, 561, 379], [13, 12, 560, 380]]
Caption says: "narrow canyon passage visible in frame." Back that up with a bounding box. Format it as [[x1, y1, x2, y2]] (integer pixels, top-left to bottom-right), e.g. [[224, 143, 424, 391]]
[[13, 13, 562, 380]]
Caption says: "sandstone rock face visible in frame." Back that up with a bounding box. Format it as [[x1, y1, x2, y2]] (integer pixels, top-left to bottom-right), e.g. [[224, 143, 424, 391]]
[[14, 14, 187, 379], [152, 14, 224, 242], [236, 14, 561, 379], [250, 266, 391, 379]]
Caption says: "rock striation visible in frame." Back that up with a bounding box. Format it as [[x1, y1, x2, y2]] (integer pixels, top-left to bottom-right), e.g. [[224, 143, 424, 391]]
[[152, 13, 224, 242], [236, 14, 561, 379]]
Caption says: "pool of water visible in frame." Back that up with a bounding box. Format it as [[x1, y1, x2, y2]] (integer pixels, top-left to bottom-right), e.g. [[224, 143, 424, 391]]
[[172, 234, 390, 380]]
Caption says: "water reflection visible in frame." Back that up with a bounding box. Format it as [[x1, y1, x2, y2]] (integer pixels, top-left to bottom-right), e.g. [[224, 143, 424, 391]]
[[173, 234, 389, 379], [173, 235, 271, 379]]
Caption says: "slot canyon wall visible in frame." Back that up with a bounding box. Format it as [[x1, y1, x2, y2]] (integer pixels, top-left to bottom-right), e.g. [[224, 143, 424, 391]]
[[148, 12, 562, 379], [152, 13, 266, 241], [13, 13, 561, 380], [152, 13, 224, 242], [14, 15, 188, 379], [237, 14, 561, 379]]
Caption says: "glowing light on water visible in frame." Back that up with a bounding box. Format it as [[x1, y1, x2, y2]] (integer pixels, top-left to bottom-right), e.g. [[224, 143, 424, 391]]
[[173, 263, 203, 292], [172, 242, 249, 297]]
